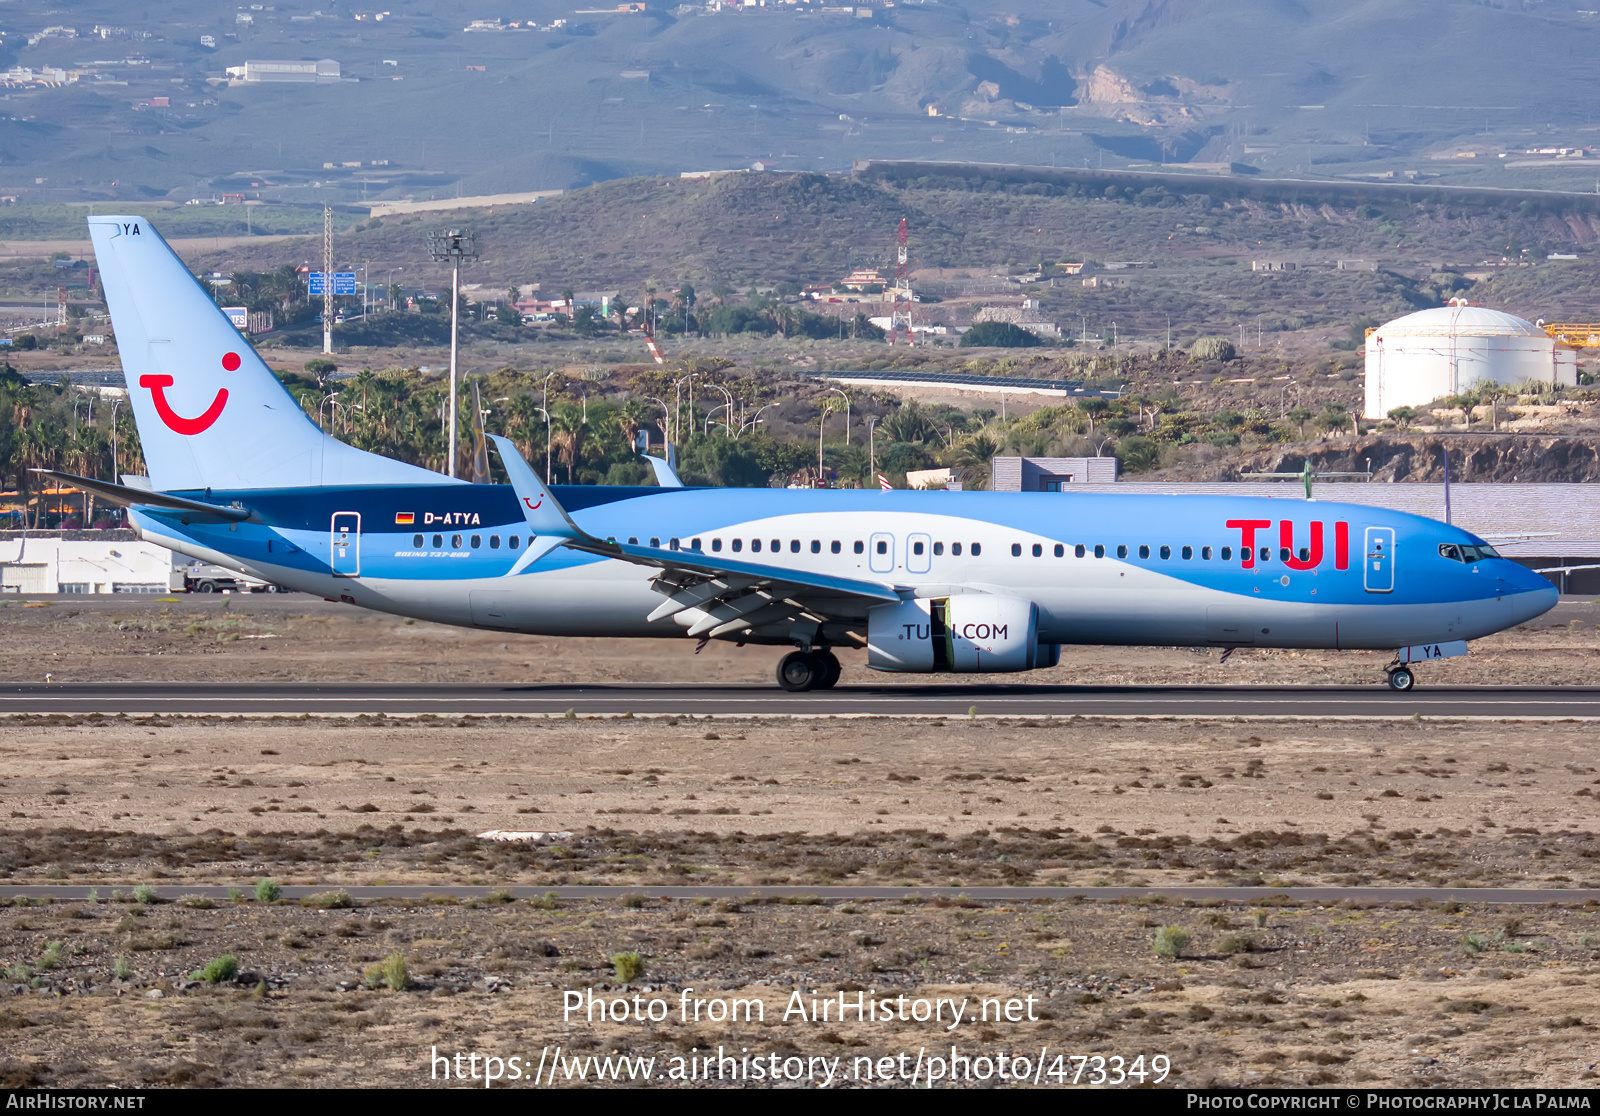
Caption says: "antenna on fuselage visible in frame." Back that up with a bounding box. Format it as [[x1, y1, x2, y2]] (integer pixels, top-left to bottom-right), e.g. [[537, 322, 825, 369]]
[[1440, 443, 1452, 524]]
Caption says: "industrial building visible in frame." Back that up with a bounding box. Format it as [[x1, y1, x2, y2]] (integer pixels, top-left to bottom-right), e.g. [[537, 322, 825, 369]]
[[225, 59, 341, 84], [1363, 304, 1579, 420], [992, 456, 1120, 490], [0, 534, 172, 594]]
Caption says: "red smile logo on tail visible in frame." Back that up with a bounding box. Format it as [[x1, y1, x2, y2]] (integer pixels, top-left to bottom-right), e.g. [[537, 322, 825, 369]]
[[139, 352, 238, 435], [523, 495, 543, 511]]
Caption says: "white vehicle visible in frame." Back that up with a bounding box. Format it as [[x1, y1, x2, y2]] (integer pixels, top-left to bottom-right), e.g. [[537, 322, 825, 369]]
[[170, 562, 281, 594]]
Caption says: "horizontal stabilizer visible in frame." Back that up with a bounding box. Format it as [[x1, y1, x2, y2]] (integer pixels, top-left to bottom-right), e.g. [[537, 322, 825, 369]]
[[31, 470, 250, 523]]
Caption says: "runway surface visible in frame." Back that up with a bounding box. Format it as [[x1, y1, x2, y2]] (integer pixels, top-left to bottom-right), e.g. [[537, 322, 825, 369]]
[[0, 884, 1594, 904], [2, 681, 1599, 718]]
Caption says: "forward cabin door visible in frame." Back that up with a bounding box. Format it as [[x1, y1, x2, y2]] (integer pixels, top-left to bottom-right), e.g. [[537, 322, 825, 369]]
[[1363, 526, 1394, 593], [331, 512, 361, 577]]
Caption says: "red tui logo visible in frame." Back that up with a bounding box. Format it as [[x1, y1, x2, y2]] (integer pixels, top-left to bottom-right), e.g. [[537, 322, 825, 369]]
[[141, 374, 227, 435]]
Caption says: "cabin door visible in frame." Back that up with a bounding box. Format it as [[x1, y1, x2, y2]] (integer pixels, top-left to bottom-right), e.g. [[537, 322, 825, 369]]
[[331, 512, 361, 577], [1363, 526, 1394, 593]]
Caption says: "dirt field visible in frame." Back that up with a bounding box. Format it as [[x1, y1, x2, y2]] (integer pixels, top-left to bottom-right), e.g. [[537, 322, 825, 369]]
[[3, 592, 1597, 688], [3, 595, 1600, 1088]]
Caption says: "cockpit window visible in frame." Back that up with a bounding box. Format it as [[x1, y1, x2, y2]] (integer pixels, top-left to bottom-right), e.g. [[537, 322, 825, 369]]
[[1440, 542, 1500, 563]]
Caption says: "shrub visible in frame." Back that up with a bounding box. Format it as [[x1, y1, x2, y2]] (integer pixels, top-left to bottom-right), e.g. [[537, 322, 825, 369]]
[[1462, 933, 1488, 954], [113, 956, 131, 981], [363, 952, 408, 991], [178, 895, 215, 909], [131, 885, 159, 905], [254, 879, 282, 903], [618, 894, 645, 910], [611, 951, 646, 983], [303, 891, 353, 910], [1218, 934, 1258, 955], [194, 955, 238, 984], [37, 942, 63, 971], [530, 891, 559, 911], [1153, 926, 1191, 960], [1190, 336, 1236, 362]]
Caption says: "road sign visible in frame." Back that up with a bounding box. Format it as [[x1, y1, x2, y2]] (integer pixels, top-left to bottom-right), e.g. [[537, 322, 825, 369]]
[[308, 272, 358, 295]]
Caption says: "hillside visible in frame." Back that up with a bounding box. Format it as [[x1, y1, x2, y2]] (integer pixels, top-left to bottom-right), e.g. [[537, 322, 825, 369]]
[[3, 0, 1600, 207], [186, 168, 1600, 347]]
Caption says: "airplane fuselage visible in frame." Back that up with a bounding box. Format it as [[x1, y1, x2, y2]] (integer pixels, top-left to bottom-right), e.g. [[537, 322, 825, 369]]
[[132, 485, 1558, 654]]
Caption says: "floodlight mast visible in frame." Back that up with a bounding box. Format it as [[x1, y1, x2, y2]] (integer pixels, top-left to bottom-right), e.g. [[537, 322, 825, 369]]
[[427, 228, 479, 479]]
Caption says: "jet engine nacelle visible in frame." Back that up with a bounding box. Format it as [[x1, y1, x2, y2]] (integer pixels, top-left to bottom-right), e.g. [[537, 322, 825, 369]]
[[866, 594, 1057, 673]]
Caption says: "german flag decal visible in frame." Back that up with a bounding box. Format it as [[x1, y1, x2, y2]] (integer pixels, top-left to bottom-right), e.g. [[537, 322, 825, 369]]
[[395, 512, 415, 525]]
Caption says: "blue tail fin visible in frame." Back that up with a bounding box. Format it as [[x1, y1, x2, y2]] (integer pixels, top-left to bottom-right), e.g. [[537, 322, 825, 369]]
[[89, 215, 458, 492]]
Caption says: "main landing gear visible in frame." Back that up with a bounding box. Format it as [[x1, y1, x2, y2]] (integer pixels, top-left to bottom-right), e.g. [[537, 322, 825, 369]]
[[1385, 666, 1415, 692], [776, 649, 841, 693]]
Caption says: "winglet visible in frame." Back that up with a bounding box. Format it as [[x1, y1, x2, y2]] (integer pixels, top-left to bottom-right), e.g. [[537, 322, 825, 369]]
[[488, 435, 583, 537], [641, 454, 684, 488]]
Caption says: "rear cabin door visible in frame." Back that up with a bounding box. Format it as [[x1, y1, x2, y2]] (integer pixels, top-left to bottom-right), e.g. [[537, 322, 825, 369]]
[[1363, 526, 1394, 593], [331, 512, 361, 577]]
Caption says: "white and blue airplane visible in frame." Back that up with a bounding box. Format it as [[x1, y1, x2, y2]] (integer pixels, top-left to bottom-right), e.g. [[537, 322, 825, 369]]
[[50, 216, 1559, 692]]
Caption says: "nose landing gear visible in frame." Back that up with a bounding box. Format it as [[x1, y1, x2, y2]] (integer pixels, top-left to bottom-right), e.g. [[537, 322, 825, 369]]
[[776, 648, 842, 692], [1385, 666, 1415, 692]]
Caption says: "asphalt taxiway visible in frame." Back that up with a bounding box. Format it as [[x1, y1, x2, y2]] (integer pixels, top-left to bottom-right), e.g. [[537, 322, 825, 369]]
[[1, 682, 1598, 718]]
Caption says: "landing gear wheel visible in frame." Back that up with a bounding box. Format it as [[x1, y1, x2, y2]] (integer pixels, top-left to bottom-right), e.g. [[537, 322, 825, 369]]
[[814, 650, 842, 690], [777, 651, 820, 693], [1386, 667, 1415, 692]]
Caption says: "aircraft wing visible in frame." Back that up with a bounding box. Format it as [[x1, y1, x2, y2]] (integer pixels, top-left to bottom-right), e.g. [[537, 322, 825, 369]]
[[489, 436, 898, 641], [31, 469, 251, 524]]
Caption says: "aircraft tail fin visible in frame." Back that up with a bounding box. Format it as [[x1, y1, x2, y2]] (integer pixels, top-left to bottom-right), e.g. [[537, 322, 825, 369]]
[[89, 215, 457, 492]]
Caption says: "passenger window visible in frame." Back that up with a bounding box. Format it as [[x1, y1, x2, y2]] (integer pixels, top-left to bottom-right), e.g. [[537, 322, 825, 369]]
[[811, 540, 821, 554], [1116, 545, 1128, 559], [1279, 547, 1290, 562], [971, 543, 981, 556], [509, 536, 520, 550], [854, 540, 864, 554], [1011, 543, 1022, 557], [1139, 545, 1150, 559], [413, 534, 423, 548], [490, 535, 500, 549], [670, 538, 681, 551], [732, 539, 743, 552], [650, 537, 660, 548], [771, 539, 780, 552], [1053, 543, 1064, 557], [433, 534, 443, 548], [751, 539, 761, 553], [712, 538, 722, 552], [951, 542, 962, 556], [1201, 546, 1211, 560], [1073, 544, 1085, 558], [1298, 547, 1309, 562], [876, 540, 888, 555], [1030, 543, 1041, 557], [915, 541, 926, 556], [628, 537, 638, 545], [1260, 547, 1270, 562], [470, 535, 481, 549], [830, 540, 841, 554], [1094, 544, 1105, 559], [692, 538, 702, 551], [934, 542, 944, 556], [451, 534, 463, 549], [1159, 545, 1171, 560], [1181, 546, 1192, 560], [791, 539, 800, 553], [1221, 546, 1231, 561]]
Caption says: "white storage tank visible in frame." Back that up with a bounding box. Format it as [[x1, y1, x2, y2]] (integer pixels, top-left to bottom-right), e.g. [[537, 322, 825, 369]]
[[1363, 302, 1578, 420]]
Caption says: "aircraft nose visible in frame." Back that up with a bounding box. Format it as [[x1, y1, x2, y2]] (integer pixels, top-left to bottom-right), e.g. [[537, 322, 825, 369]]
[[1501, 563, 1559, 621]]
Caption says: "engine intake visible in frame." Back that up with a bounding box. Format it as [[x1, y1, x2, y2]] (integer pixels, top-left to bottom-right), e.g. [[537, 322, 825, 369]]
[[866, 595, 1057, 673]]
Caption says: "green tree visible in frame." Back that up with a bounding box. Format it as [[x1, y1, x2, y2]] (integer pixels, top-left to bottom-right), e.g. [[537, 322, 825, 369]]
[[960, 321, 1040, 348]]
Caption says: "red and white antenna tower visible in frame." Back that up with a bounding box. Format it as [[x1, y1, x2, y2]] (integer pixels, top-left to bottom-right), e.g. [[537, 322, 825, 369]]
[[889, 216, 914, 346]]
